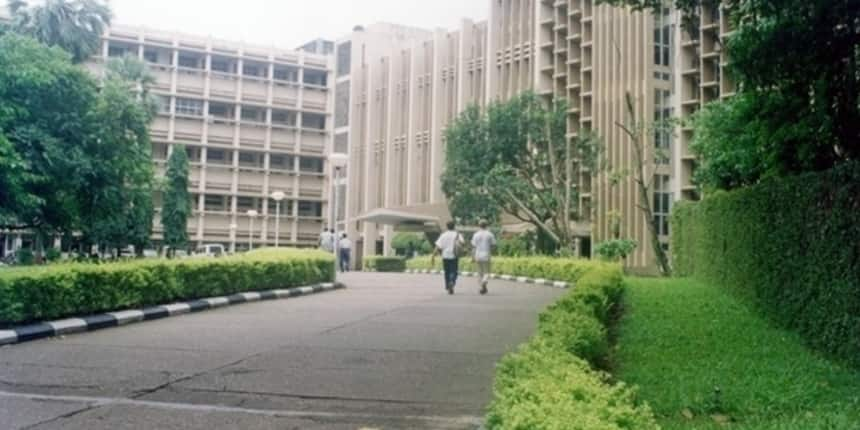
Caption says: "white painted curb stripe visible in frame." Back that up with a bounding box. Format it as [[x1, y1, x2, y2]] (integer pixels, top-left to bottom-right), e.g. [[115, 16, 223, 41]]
[[298, 286, 314, 294], [205, 297, 230, 308], [108, 310, 145, 325], [240, 292, 262, 302], [163, 303, 191, 315], [0, 330, 18, 345], [553, 281, 568, 288], [48, 318, 88, 335]]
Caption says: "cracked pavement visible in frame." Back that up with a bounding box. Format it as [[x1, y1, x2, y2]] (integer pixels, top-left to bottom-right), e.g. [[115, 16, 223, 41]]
[[0, 272, 563, 429]]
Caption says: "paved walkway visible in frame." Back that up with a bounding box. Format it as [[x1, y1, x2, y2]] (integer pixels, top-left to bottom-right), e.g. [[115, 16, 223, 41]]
[[0, 272, 563, 429]]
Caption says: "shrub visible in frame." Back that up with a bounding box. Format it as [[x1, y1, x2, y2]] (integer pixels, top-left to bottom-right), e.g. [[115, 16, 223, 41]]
[[363, 256, 406, 272], [594, 239, 637, 262], [0, 248, 333, 326], [671, 162, 860, 367], [15, 249, 34, 266], [391, 233, 432, 257], [45, 248, 62, 262]]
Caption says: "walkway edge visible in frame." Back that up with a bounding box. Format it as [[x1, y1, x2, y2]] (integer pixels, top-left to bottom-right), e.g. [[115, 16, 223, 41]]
[[403, 269, 571, 289], [0, 282, 345, 347]]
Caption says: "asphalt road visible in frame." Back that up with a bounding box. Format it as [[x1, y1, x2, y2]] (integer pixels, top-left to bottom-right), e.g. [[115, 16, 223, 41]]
[[0, 272, 563, 429]]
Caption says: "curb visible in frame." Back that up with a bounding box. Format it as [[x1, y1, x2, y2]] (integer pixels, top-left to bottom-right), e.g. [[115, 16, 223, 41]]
[[0, 282, 345, 347], [403, 269, 570, 289]]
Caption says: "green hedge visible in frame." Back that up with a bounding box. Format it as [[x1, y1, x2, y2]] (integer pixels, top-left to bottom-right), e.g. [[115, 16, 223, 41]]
[[406, 256, 607, 283], [0, 248, 333, 326], [363, 256, 406, 272], [672, 162, 860, 367], [484, 263, 657, 429]]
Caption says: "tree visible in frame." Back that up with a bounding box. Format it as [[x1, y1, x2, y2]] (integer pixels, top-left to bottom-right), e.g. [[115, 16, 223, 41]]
[[161, 146, 191, 256], [0, 34, 155, 259], [614, 93, 673, 276], [599, 0, 860, 180], [6, 0, 112, 63], [443, 92, 603, 252]]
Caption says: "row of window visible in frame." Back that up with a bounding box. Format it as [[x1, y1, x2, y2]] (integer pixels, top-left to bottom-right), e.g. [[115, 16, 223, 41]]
[[152, 144, 324, 172], [193, 194, 323, 217], [164, 98, 326, 129], [653, 89, 673, 165], [653, 8, 672, 68], [653, 175, 672, 237], [107, 44, 328, 85]]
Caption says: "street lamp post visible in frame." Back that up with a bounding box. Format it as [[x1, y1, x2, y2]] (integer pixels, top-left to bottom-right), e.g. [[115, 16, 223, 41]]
[[229, 223, 238, 254], [270, 191, 286, 248], [328, 153, 348, 278], [246, 210, 258, 250]]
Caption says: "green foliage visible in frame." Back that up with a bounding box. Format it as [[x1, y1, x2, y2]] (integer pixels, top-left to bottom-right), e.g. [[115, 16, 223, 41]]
[[0, 34, 155, 254], [618, 277, 860, 429], [496, 234, 533, 257], [15, 249, 34, 266], [442, 92, 603, 248], [0, 248, 334, 326], [6, 0, 113, 63], [407, 255, 618, 284], [602, 0, 860, 179], [483, 262, 657, 429], [671, 162, 860, 367], [161, 146, 191, 253], [44, 247, 61, 262], [594, 239, 638, 262], [390, 233, 432, 256], [362, 256, 406, 272]]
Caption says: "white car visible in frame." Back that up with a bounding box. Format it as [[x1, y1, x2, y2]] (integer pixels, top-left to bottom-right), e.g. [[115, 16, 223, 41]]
[[194, 244, 226, 257]]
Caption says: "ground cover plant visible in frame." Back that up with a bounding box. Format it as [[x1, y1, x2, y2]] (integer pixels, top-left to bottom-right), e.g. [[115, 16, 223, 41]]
[[616, 277, 860, 430]]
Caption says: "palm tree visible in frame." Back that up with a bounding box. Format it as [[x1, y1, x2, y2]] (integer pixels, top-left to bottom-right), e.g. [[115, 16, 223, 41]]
[[7, 0, 112, 63]]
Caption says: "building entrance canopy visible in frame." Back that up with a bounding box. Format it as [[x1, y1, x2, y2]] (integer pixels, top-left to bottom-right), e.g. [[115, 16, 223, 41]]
[[354, 209, 441, 232]]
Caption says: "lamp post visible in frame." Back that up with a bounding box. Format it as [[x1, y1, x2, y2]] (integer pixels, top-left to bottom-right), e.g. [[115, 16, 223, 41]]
[[270, 191, 286, 248], [328, 153, 348, 277], [246, 210, 258, 250], [229, 223, 238, 254]]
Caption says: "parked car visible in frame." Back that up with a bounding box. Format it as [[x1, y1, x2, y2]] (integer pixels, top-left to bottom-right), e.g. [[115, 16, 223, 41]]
[[194, 244, 225, 257], [142, 249, 159, 258], [161, 247, 189, 258]]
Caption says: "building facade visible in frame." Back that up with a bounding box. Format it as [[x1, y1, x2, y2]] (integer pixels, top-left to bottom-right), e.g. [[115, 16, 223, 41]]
[[332, 1, 698, 270], [90, 25, 335, 252]]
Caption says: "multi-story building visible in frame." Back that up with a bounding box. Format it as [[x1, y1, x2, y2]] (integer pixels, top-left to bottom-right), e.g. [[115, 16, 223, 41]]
[[333, 1, 690, 271], [89, 25, 335, 252]]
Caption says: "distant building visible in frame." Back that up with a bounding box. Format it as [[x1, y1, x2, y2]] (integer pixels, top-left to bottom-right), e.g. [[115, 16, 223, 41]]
[[298, 38, 335, 55]]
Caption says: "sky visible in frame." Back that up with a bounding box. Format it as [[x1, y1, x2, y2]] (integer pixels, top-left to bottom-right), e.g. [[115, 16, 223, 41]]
[[111, 0, 489, 49]]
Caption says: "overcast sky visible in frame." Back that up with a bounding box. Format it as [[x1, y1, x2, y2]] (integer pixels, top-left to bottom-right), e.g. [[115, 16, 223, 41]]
[[111, 0, 488, 49]]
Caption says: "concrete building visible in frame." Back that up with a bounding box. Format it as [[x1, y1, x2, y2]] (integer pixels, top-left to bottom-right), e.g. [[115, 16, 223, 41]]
[[332, 1, 693, 271], [89, 25, 335, 252]]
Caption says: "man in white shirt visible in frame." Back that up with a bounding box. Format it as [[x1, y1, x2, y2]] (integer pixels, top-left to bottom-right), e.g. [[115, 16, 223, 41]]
[[338, 233, 352, 272], [319, 229, 334, 252], [432, 221, 465, 294], [471, 219, 496, 295]]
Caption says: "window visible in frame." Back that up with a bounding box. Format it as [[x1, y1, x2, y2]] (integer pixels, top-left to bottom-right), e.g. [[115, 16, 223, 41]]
[[178, 54, 201, 69], [108, 44, 131, 58], [155, 95, 171, 114], [236, 196, 257, 211], [273, 66, 298, 82], [653, 8, 672, 67], [653, 175, 672, 236], [270, 154, 293, 170], [272, 110, 296, 126], [238, 152, 259, 167], [204, 194, 228, 212], [241, 107, 263, 122], [143, 50, 159, 63], [243, 63, 264, 77], [208, 103, 233, 119], [299, 157, 323, 173], [337, 42, 352, 77], [298, 201, 322, 217], [653, 89, 672, 165], [175, 98, 203, 116], [211, 57, 233, 73], [303, 69, 327, 86], [206, 149, 228, 164], [302, 113, 326, 130]]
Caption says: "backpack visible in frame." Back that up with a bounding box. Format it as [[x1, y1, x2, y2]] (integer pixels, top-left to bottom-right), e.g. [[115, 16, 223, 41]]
[[453, 233, 468, 258]]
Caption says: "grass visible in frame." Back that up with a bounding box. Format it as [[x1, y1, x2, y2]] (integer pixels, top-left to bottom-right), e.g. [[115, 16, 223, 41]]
[[615, 277, 860, 430]]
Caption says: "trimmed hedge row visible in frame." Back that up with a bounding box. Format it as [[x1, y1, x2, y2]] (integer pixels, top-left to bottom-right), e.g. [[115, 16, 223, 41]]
[[409, 256, 657, 428], [362, 256, 406, 272], [0, 248, 334, 327], [672, 162, 860, 367]]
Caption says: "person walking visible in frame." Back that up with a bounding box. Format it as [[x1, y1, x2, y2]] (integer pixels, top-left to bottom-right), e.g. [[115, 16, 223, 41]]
[[338, 233, 352, 272], [319, 228, 334, 252], [432, 221, 465, 295], [471, 219, 496, 295]]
